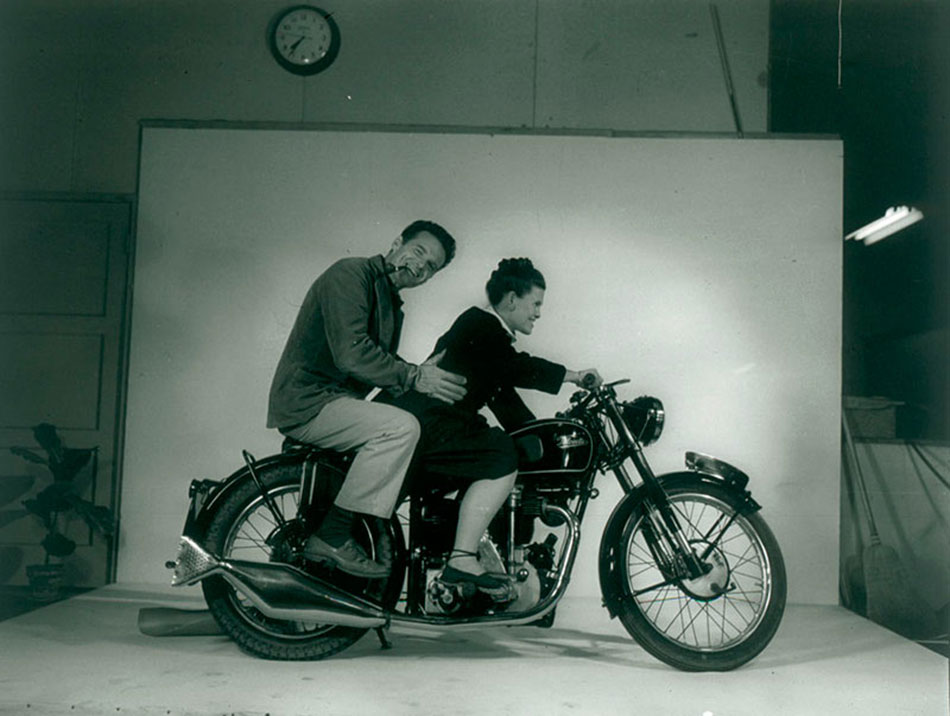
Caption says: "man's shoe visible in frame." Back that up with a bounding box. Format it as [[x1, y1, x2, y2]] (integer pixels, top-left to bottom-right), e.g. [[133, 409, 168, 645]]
[[302, 536, 389, 579]]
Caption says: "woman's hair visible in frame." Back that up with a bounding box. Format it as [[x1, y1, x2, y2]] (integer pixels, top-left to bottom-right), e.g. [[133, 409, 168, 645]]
[[486, 257, 545, 306]]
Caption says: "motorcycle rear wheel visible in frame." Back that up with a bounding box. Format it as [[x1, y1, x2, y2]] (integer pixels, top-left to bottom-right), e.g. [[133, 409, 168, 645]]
[[611, 481, 786, 671], [201, 461, 397, 660]]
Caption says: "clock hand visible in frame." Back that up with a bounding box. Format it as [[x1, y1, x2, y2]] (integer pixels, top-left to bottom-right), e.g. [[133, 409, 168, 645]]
[[289, 35, 306, 54]]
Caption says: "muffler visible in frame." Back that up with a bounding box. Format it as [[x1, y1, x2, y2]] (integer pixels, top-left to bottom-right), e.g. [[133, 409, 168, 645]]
[[168, 536, 387, 629]]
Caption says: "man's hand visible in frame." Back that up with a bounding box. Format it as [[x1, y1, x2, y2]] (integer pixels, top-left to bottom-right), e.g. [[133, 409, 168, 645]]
[[414, 350, 467, 403], [565, 368, 603, 389]]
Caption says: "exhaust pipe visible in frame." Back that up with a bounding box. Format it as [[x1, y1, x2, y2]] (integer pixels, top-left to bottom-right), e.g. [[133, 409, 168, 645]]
[[168, 537, 387, 629]]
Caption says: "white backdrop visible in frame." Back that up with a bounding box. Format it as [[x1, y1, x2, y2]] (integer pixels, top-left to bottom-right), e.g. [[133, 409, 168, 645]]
[[122, 127, 842, 604]]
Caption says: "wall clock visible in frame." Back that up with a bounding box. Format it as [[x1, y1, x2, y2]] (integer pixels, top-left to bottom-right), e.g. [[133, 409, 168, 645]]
[[268, 5, 341, 76]]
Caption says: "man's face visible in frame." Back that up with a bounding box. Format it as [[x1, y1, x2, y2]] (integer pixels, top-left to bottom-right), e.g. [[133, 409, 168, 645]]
[[386, 232, 447, 290], [503, 285, 545, 335]]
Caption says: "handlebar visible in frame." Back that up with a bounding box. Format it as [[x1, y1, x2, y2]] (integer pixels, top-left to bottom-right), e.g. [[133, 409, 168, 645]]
[[567, 377, 631, 412], [581, 378, 630, 394]]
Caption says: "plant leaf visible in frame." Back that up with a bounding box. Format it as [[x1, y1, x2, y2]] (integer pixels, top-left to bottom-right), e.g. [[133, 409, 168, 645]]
[[35, 484, 73, 513], [33, 423, 63, 462], [50, 447, 96, 483], [68, 497, 116, 536], [23, 497, 53, 526], [42, 531, 76, 557], [10, 447, 48, 465]]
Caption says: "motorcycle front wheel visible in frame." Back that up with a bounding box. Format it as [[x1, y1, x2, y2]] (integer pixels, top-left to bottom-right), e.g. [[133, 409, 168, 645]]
[[201, 460, 399, 660], [610, 481, 786, 671]]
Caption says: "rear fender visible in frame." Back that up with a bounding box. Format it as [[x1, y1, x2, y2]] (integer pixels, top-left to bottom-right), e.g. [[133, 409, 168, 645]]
[[181, 452, 311, 542], [598, 468, 760, 618]]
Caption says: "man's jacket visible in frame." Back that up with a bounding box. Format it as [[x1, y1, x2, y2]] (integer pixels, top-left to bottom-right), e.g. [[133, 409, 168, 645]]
[[267, 255, 416, 430]]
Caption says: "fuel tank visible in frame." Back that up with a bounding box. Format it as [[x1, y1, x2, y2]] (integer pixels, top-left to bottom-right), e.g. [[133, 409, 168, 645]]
[[510, 418, 594, 483]]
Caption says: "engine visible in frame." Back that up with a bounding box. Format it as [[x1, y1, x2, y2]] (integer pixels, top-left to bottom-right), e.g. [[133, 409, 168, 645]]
[[417, 492, 561, 617], [416, 418, 591, 617]]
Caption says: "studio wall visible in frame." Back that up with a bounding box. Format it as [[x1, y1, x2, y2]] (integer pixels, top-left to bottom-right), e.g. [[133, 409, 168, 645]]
[[0, 0, 767, 195], [122, 126, 842, 604]]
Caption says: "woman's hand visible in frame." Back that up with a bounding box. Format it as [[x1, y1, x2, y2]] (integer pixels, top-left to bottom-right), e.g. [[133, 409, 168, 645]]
[[565, 368, 603, 389]]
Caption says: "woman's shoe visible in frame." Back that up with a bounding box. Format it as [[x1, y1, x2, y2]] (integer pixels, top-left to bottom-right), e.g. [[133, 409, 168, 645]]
[[440, 551, 513, 600]]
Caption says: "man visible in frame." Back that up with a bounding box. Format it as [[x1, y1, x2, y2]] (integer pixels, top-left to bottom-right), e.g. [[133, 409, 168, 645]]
[[382, 257, 601, 595], [267, 220, 466, 578]]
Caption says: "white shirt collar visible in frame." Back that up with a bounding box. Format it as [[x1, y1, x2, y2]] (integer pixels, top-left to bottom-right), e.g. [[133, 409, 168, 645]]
[[478, 304, 516, 341]]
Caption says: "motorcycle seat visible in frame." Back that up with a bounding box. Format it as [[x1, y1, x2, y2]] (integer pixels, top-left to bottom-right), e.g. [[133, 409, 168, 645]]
[[281, 436, 314, 453], [281, 437, 355, 471]]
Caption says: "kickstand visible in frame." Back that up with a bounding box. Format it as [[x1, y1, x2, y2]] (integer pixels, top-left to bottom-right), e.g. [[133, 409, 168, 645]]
[[375, 627, 393, 650]]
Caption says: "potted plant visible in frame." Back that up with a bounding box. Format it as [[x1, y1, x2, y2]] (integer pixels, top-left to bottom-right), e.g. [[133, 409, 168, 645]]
[[10, 423, 115, 601]]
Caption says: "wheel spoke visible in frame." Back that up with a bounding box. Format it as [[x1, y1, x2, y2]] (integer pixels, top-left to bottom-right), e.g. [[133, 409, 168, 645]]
[[699, 511, 740, 558], [716, 600, 749, 635], [624, 490, 775, 653], [669, 598, 707, 642], [241, 519, 272, 547], [632, 578, 677, 596], [642, 583, 680, 616], [220, 482, 337, 639]]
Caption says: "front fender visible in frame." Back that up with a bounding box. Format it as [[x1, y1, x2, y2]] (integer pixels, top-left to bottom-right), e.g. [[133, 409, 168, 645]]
[[597, 469, 761, 618]]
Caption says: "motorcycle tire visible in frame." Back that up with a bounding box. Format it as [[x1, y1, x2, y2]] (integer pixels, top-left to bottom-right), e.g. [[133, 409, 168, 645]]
[[201, 460, 399, 660], [608, 480, 786, 671]]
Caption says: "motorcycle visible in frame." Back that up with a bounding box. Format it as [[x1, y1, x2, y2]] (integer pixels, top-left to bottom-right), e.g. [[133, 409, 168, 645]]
[[167, 378, 786, 671]]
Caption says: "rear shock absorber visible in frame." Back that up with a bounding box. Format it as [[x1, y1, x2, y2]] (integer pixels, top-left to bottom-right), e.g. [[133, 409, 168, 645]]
[[507, 485, 523, 575]]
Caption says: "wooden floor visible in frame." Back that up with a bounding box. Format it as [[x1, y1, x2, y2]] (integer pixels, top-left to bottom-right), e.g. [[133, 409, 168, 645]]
[[0, 584, 947, 716]]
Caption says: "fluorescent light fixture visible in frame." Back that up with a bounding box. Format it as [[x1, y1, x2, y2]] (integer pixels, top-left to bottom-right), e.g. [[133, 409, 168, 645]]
[[845, 205, 924, 245]]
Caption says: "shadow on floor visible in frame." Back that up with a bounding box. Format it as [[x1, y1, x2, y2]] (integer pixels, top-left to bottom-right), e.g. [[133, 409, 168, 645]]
[[0, 586, 93, 622], [841, 601, 950, 659]]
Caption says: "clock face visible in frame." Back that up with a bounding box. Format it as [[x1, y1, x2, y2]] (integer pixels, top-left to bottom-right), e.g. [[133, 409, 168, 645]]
[[269, 5, 341, 75]]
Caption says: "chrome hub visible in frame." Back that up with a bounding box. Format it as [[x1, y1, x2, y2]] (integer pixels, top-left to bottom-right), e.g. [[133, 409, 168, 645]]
[[679, 540, 731, 600]]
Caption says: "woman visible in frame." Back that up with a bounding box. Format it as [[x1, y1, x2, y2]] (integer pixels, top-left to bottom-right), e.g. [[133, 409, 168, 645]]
[[384, 258, 601, 595]]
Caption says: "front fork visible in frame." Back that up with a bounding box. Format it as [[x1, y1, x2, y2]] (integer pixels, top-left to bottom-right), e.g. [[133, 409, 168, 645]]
[[603, 402, 711, 581], [612, 462, 712, 581]]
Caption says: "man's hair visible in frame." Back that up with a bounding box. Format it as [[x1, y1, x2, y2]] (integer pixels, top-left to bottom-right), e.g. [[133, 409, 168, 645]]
[[401, 220, 457, 267], [486, 257, 546, 306]]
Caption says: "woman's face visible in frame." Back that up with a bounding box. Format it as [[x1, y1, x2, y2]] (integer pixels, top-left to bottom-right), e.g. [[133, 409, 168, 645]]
[[502, 285, 545, 335]]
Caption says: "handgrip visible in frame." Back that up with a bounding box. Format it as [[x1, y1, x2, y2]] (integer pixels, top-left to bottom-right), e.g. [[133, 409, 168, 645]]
[[581, 372, 599, 389]]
